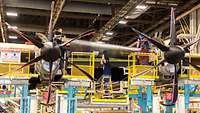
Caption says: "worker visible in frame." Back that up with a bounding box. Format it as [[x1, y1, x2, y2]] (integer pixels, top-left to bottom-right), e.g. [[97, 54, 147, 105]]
[[101, 50, 112, 97], [101, 50, 111, 77], [137, 35, 150, 65]]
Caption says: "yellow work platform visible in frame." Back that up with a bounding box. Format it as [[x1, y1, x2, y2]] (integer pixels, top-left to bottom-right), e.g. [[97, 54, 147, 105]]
[[0, 63, 38, 78]]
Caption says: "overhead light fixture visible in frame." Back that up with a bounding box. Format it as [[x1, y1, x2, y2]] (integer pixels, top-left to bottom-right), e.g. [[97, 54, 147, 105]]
[[105, 31, 113, 36], [102, 36, 112, 41], [9, 36, 18, 39], [119, 20, 127, 24], [6, 12, 18, 16], [96, 41, 104, 44], [136, 5, 147, 9], [8, 26, 18, 29]]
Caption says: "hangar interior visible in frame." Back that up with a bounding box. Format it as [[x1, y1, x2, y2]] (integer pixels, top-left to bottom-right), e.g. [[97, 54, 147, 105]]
[[0, 0, 200, 113]]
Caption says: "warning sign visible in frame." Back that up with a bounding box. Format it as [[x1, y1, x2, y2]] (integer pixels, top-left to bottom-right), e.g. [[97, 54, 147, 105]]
[[0, 49, 21, 63]]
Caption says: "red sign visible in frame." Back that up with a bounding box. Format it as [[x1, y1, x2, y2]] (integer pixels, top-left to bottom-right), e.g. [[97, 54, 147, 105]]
[[165, 92, 172, 100]]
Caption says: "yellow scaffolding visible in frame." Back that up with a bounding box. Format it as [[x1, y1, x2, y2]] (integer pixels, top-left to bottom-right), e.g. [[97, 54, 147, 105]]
[[0, 48, 38, 77], [63, 52, 95, 98], [92, 58, 128, 104], [128, 52, 158, 95], [187, 53, 200, 79], [63, 52, 95, 80], [128, 52, 158, 79]]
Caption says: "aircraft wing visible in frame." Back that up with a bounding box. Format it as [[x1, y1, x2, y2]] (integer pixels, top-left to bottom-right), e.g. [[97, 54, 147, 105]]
[[69, 40, 141, 58]]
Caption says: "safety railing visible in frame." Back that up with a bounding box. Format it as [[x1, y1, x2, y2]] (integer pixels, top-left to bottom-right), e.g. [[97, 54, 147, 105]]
[[185, 53, 200, 79], [0, 48, 37, 77], [67, 52, 95, 79], [128, 52, 158, 80], [128, 52, 158, 95]]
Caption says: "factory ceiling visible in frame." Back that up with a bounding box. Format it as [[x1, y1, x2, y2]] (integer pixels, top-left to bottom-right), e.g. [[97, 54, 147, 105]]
[[1, 0, 200, 45]]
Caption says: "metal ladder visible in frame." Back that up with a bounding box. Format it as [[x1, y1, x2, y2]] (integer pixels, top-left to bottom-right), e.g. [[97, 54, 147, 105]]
[[101, 76, 113, 98]]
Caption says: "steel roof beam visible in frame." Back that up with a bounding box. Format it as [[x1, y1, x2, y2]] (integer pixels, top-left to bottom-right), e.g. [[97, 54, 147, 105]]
[[5, 0, 112, 15], [10, 23, 88, 35], [6, 8, 111, 21], [95, 0, 147, 41], [71, 0, 128, 5]]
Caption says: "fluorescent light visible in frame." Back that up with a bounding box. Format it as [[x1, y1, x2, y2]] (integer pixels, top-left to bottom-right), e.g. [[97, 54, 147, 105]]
[[8, 26, 18, 29], [102, 36, 112, 41], [96, 41, 104, 44], [119, 20, 127, 24], [105, 31, 113, 36], [136, 5, 147, 9], [6, 12, 18, 16], [9, 36, 18, 39]]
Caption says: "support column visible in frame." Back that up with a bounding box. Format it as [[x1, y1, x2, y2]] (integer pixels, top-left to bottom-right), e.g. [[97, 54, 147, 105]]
[[165, 101, 173, 113], [184, 84, 190, 111], [27, 96, 31, 113], [14, 85, 17, 97], [56, 93, 61, 113], [152, 95, 160, 113], [20, 85, 29, 113], [146, 85, 152, 112], [30, 96, 38, 113], [66, 87, 76, 113], [138, 86, 147, 112], [176, 94, 186, 113]]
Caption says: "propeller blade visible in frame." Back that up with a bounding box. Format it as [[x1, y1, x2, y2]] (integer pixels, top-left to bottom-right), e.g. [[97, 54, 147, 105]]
[[58, 29, 95, 47], [133, 59, 166, 78], [183, 37, 200, 49], [131, 28, 169, 51], [46, 61, 53, 104], [19, 55, 44, 70], [184, 58, 200, 71], [169, 7, 176, 46], [48, 1, 55, 42], [183, 24, 200, 49], [46, 85, 52, 104], [6, 23, 44, 48], [161, 64, 178, 106], [67, 61, 96, 81], [40, 102, 55, 106], [189, 63, 200, 72]]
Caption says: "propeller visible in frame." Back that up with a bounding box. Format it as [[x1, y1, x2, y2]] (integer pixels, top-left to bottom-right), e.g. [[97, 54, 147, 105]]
[[3, 1, 95, 105], [131, 7, 200, 106]]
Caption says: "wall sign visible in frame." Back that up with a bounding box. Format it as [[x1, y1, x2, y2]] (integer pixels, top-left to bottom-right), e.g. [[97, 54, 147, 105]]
[[0, 49, 21, 63]]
